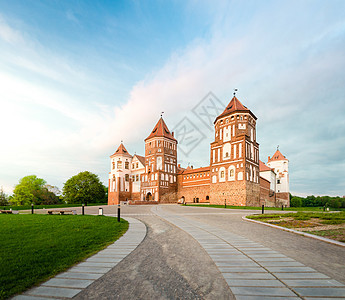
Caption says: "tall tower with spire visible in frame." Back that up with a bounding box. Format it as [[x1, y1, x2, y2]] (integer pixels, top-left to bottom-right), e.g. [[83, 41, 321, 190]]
[[209, 95, 260, 206], [141, 117, 178, 202]]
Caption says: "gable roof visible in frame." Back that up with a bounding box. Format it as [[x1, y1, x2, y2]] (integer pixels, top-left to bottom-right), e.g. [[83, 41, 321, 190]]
[[133, 154, 145, 166], [110, 143, 131, 157], [214, 96, 256, 123], [268, 150, 288, 162], [145, 117, 177, 142], [259, 160, 273, 172]]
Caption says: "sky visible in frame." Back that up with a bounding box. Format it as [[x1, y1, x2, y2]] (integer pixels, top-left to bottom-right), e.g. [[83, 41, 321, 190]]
[[0, 0, 344, 197]]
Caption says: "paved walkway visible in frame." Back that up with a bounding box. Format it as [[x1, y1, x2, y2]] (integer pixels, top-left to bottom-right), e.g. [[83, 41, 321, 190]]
[[14, 217, 146, 300], [153, 206, 345, 299]]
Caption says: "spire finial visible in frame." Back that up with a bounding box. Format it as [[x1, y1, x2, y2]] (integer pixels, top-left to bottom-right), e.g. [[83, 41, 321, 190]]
[[277, 145, 279, 151], [121, 140, 123, 144], [161, 111, 164, 118], [233, 88, 238, 96]]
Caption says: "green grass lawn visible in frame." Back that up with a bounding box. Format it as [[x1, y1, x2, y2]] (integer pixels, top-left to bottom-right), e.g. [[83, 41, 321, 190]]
[[184, 204, 344, 211], [1, 203, 107, 211], [0, 214, 128, 299]]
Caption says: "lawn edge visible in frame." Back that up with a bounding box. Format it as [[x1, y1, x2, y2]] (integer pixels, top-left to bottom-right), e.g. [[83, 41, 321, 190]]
[[242, 215, 345, 248]]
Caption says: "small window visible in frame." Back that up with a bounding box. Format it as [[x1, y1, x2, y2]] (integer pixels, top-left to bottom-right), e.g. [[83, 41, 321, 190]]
[[132, 163, 135, 169], [117, 161, 122, 169], [125, 162, 129, 169], [112, 162, 115, 169], [277, 179, 281, 184], [136, 163, 139, 168], [220, 171, 225, 178], [125, 174, 129, 181]]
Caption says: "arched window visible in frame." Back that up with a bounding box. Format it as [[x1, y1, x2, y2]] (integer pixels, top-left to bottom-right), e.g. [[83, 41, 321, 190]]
[[228, 166, 236, 181], [219, 167, 226, 182], [125, 161, 129, 169], [223, 143, 231, 159]]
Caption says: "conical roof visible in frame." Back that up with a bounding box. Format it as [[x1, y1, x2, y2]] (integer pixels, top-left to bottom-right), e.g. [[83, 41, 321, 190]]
[[214, 96, 256, 123], [268, 150, 288, 162], [110, 143, 131, 157], [145, 117, 177, 141]]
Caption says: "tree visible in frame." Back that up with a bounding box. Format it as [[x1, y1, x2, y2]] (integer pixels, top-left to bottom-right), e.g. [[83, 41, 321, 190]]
[[63, 171, 106, 205], [11, 175, 46, 205], [0, 187, 9, 206], [11, 175, 61, 206], [290, 197, 302, 207]]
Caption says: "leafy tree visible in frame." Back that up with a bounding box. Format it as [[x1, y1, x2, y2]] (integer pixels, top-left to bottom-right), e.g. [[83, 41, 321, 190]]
[[0, 187, 9, 206], [11, 175, 46, 205], [290, 197, 302, 207], [11, 175, 61, 206], [63, 171, 106, 205]]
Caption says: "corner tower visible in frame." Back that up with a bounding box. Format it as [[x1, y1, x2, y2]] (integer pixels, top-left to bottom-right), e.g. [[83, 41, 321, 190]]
[[267, 149, 290, 206], [108, 143, 132, 205], [141, 117, 178, 202], [209, 96, 260, 206]]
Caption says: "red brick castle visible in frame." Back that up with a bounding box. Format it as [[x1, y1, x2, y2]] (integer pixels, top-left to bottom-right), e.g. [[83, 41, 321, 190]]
[[108, 95, 289, 207]]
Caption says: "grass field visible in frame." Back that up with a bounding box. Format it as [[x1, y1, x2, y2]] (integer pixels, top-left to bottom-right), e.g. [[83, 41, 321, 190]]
[[247, 212, 345, 242], [184, 204, 344, 211], [0, 214, 128, 299], [1, 203, 107, 211]]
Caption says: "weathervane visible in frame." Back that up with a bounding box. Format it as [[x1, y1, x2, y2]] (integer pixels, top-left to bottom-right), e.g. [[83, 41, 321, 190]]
[[161, 111, 164, 117], [121, 140, 123, 143], [277, 145, 279, 151], [233, 88, 238, 96]]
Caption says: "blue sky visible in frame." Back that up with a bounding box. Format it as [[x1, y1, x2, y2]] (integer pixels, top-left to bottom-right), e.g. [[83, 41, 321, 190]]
[[0, 0, 344, 197]]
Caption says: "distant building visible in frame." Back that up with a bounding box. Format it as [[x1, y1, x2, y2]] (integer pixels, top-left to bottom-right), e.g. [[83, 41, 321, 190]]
[[108, 95, 289, 207]]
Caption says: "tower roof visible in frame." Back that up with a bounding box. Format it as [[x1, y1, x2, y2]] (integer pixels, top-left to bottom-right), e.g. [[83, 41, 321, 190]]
[[145, 117, 177, 142], [268, 150, 288, 162], [110, 143, 131, 157], [214, 96, 256, 123]]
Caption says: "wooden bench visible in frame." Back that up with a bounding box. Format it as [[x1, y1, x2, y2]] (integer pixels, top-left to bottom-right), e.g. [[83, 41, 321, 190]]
[[47, 210, 77, 215], [1, 210, 12, 214]]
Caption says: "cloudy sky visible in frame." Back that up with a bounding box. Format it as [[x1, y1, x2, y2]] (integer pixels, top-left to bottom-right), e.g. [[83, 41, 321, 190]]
[[0, 0, 344, 197]]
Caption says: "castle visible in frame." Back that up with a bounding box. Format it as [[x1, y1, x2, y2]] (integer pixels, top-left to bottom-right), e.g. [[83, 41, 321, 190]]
[[108, 95, 290, 207]]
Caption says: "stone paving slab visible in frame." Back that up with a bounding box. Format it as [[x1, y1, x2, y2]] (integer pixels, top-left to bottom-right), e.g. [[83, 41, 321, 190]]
[[14, 217, 146, 300], [153, 206, 345, 300], [26, 286, 82, 298], [42, 278, 94, 289]]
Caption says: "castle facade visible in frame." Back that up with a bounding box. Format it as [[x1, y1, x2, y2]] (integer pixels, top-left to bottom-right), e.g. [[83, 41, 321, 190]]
[[108, 96, 289, 207]]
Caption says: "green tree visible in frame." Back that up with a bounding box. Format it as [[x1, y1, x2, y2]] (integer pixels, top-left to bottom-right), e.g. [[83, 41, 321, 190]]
[[0, 187, 9, 206], [11, 175, 46, 205], [290, 197, 302, 207], [63, 171, 106, 205]]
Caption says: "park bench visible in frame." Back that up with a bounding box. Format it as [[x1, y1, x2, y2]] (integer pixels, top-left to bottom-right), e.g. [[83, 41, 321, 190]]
[[47, 210, 77, 215], [1, 210, 12, 214]]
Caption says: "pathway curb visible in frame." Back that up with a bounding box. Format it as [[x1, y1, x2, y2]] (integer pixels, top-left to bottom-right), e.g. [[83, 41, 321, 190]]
[[14, 217, 147, 300], [243, 215, 345, 248]]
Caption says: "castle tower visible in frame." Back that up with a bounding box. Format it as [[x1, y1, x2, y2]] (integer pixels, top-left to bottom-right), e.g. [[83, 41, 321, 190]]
[[108, 143, 132, 205], [267, 149, 290, 206], [209, 96, 260, 206], [141, 117, 178, 202]]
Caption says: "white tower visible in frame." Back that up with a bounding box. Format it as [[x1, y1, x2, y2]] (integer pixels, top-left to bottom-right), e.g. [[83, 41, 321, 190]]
[[267, 148, 290, 206]]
